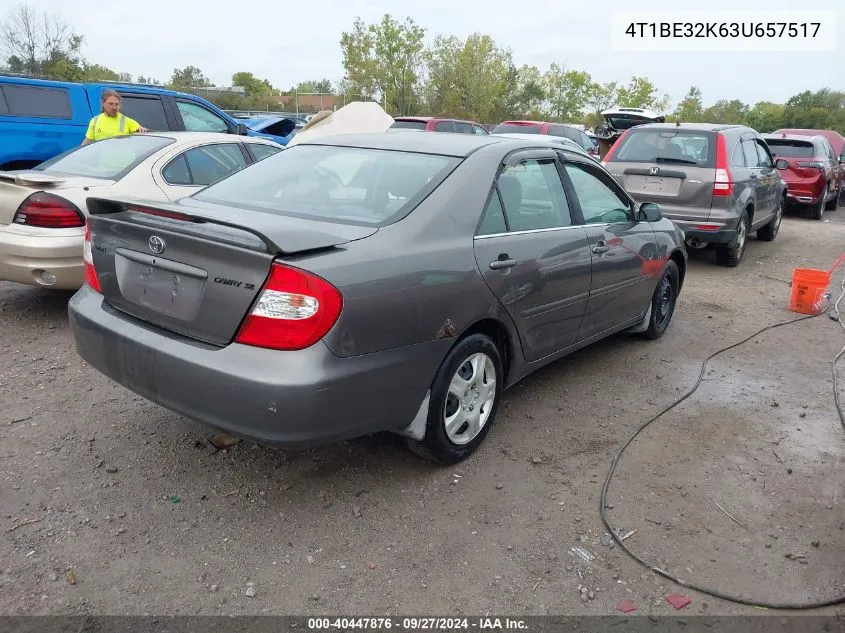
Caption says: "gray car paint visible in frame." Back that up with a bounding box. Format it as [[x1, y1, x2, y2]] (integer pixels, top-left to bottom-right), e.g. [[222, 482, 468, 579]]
[[604, 123, 786, 245], [69, 132, 687, 449]]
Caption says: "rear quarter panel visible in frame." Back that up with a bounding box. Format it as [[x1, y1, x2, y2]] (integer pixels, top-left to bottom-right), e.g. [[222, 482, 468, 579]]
[[284, 145, 523, 362], [0, 82, 92, 169]]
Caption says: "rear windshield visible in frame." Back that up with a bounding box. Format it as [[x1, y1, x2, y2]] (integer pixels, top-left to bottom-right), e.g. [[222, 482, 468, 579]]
[[609, 129, 716, 167], [765, 140, 815, 158], [193, 144, 461, 227], [390, 120, 427, 130], [35, 135, 175, 179], [491, 123, 541, 134]]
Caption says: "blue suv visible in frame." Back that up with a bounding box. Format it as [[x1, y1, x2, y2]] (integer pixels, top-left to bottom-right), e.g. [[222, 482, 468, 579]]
[[0, 76, 296, 170]]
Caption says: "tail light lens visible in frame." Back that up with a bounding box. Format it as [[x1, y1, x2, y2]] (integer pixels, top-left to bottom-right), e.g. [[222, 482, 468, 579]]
[[235, 262, 342, 351], [83, 222, 102, 293], [795, 161, 825, 169], [712, 133, 733, 196], [13, 192, 85, 228]]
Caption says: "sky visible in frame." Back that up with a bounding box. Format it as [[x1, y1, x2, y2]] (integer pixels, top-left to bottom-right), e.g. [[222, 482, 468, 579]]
[[16, 0, 844, 109]]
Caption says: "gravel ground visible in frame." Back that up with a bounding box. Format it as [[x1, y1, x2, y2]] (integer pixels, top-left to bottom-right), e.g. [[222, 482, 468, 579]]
[[1, 210, 844, 618]]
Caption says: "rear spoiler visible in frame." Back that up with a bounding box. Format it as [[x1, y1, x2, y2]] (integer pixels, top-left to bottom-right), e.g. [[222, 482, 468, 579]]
[[86, 196, 283, 254], [0, 171, 66, 187]]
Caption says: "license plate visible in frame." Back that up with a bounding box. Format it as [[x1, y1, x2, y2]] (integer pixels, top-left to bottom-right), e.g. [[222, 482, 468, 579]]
[[115, 253, 205, 321], [626, 175, 681, 196]]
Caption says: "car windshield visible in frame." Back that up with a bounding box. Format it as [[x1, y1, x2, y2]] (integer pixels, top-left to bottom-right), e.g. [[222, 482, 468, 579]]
[[36, 135, 174, 179], [610, 129, 715, 167], [765, 140, 815, 158], [390, 120, 427, 130], [194, 144, 461, 227], [492, 124, 541, 134]]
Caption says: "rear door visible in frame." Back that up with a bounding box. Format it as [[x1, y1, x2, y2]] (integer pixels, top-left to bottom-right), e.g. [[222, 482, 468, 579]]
[[152, 142, 252, 201], [739, 134, 767, 215], [603, 128, 717, 222], [107, 90, 176, 132], [752, 137, 777, 222], [558, 154, 658, 339], [472, 148, 592, 362]]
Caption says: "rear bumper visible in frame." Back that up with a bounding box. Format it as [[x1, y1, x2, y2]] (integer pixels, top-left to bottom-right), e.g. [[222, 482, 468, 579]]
[[68, 286, 450, 448], [0, 225, 84, 289], [668, 218, 736, 245]]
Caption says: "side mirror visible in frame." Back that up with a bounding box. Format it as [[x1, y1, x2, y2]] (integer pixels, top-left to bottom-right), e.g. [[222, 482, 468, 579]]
[[235, 123, 249, 136], [639, 202, 662, 222], [775, 158, 789, 169]]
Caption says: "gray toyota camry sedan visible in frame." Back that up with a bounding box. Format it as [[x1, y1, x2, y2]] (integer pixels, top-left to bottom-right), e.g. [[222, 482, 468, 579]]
[[69, 132, 687, 464]]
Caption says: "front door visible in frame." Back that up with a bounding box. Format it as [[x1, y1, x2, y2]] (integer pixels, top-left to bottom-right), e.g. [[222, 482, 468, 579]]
[[752, 137, 777, 223], [473, 150, 592, 362], [559, 156, 658, 340]]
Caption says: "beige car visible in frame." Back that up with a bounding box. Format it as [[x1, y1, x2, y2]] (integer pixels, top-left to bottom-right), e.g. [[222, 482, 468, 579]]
[[0, 132, 283, 290]]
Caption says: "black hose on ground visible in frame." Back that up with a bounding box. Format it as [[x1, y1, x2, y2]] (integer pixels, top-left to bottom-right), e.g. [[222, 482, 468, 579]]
[[599, 275, 845, 610]]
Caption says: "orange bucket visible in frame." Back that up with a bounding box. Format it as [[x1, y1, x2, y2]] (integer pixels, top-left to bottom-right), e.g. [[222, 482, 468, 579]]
[[789, 268, 830, 314]]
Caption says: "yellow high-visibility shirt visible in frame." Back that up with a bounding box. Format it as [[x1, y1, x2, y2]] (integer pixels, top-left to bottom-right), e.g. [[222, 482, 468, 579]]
[[85, 113, 141, 142]]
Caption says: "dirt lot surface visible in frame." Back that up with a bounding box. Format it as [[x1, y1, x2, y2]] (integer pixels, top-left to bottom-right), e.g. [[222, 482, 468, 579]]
[[1, 209, 844, 618]]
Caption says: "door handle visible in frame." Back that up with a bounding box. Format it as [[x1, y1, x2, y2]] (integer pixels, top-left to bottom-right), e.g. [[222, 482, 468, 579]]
[[592, 241, 610, 254], [489, 257, 517, 270]]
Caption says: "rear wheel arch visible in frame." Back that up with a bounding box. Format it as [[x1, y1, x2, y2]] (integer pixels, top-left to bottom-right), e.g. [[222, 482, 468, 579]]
[[453, 318, 514, 384], [669, 250, 686, 290], [745, 203, 754, 226]]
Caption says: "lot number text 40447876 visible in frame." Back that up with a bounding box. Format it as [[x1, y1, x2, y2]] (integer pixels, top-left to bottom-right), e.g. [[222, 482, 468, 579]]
[[306, 617, 528, 630]]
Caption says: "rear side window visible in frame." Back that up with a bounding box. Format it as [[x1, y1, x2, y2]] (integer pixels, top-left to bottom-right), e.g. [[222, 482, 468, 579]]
[[1, 84, 72, 118], [390, 120, 427, 130], [610, 129, 716, 167], [163, 143, 248, 186], [765, 140, 815, 158], [492, 123, 541, 134], [453, 121, 472, 134], [434, 121, 453, 133], [118, 95, 169, 131], [194, 145, 461, 227], [249, 143, 282, 162]]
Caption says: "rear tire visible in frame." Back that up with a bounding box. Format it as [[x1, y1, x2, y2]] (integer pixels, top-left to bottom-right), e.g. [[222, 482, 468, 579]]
[[407, 334, 503, 465], [811, 197, 825, 220], [640, 260, 680, 340], [715, 211, 748, 267], [757, 198, 783, 242]]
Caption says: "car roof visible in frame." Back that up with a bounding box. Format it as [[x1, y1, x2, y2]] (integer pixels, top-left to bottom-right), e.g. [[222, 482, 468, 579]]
[[136, 131, 277, 144], [763, 133, 822, 144], [300, 132, 508, 156], [626, 122, 745, 133]]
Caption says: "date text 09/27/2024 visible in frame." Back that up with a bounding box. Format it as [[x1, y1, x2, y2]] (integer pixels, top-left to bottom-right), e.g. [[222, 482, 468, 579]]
[[307, 617, 528, 630]]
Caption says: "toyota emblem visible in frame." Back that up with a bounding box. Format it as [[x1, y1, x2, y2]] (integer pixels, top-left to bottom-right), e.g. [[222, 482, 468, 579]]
[[148, 235, 166, 255], [649, 166, 659, 176]]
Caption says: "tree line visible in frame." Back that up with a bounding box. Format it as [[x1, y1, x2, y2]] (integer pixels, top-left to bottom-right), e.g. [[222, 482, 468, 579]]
[[1, 3, 843, 131]]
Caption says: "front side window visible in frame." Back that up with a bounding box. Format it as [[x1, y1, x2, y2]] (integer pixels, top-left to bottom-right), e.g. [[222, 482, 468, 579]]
[[176, 101, 229, 133], [36, 135, 174, 179], [495, 158, 572, 231], [563, 162, 633, 224], [194, 145, 460, 227]]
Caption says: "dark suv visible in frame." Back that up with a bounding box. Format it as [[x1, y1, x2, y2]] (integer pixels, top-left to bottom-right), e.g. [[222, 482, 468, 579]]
[[602, 123, 787, 267]]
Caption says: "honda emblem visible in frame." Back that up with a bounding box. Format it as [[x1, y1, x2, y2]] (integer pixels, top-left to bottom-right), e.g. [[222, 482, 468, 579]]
[[649, 166, 659, 176]]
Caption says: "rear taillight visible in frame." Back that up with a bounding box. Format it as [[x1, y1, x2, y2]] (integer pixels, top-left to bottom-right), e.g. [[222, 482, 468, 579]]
[[796, 161, 825, 169], [235, 262, 342, 351], [13, 192, 85, 228], [83, 222, 102, 293], [712, 133, 733, 197], [600, 130, 629, 165]]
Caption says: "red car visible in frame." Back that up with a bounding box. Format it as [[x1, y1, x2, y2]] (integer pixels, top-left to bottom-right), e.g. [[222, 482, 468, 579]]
[[773, 128, 845, 159], [491, 120, 600, 159], [390, 116, 489, 135], [764, 133, 843, 219]]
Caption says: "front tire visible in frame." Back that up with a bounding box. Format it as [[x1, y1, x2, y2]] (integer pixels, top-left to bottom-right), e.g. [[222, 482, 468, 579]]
[[640, 260, 680, 340], [824, 182, 838, 211], [407, 334, 503, 464], [757, 197, 783, 242], [715, 211, 748, 267]]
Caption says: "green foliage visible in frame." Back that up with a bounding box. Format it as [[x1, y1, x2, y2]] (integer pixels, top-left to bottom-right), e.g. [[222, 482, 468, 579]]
[[673, 86, 704, 122], [544, 64, 591, 121], [168, 65, 212, 89], [340, 14, 426, 115], [232, 71, 275, 96], [616, 76, 670, 112]]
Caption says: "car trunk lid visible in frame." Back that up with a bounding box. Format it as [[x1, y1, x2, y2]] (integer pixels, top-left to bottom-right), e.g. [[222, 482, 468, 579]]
[[0, 171, 113, 225], [86, 196, 377, 346]]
